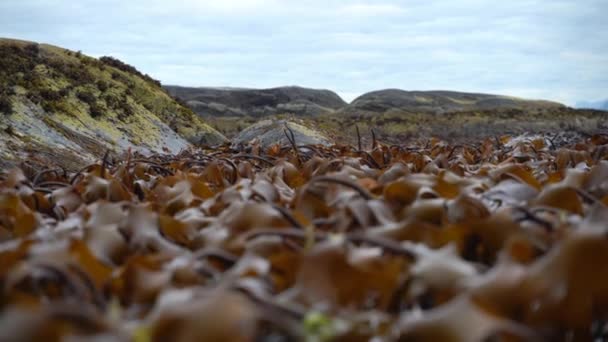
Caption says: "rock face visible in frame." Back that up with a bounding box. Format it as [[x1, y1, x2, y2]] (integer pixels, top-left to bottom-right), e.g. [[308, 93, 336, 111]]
[[233, 120, 331, 147], [164, 85, 347, 117], [0, 38, 225, 169], [340, 89, 565, 115]]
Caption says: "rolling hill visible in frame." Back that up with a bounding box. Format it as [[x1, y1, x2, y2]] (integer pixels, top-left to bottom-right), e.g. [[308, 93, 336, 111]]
[[164, 85, 347, 117], [0, 38, 225, 169], [338, 89, 566, 115], [165, 86, 568, 119]]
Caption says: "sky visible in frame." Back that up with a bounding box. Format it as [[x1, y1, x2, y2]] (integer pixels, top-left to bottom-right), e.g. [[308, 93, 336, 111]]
[[0, 0, 606, 105]]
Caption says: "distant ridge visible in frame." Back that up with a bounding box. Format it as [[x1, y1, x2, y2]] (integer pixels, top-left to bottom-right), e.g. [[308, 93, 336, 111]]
[[338, 89, 565, 115], [166, 85, 567, 118], [164, 85, 347, 117]]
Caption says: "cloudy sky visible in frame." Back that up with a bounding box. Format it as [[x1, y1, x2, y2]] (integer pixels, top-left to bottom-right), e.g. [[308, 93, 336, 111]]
[[1, 0, 606, 105]]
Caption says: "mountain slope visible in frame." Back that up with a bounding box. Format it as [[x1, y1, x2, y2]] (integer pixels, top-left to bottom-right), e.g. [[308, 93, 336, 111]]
[[0, 38, 225, 169], [339, 89, 565, 115], [164, 85, 347, 117]]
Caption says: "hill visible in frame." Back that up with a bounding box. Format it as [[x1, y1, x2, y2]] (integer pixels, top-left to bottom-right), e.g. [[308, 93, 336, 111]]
[[164, 85, 347, 117], [339, 89, 565, 115], [0, 38, 225, 169]]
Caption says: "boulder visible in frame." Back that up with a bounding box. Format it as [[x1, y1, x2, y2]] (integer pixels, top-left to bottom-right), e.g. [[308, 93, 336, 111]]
[[232, 120, 332, 147]]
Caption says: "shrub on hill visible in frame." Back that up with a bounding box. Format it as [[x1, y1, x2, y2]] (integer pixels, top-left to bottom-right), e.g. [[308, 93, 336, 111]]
[[96, 80, 109, 92], [103, 92, 134, 119], [76, 90, 96, 106], [99, 56, 161, 87], [0, 44, 40, 85], [23, 43, 40, 57], [39, 89, 63, 102], [61, 62, 96, 86], [0, 94, 12, 115], [89, 103, 105, 118]]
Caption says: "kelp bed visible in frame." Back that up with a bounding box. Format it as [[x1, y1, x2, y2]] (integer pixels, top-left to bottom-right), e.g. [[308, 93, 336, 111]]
[[1, 134, 608, 341]]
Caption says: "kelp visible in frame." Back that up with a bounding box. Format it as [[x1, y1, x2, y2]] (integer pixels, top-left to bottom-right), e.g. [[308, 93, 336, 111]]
[[0, 134, 608, 341]]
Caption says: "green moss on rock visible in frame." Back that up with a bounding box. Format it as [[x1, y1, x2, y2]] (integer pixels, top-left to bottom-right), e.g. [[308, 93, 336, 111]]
[[0, 38, 226, 167]]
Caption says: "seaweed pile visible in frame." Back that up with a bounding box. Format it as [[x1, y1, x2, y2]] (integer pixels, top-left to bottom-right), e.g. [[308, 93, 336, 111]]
[[1, 133, 608, 341]]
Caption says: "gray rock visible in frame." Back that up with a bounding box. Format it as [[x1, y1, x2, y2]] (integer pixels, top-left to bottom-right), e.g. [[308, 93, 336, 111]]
[[232, 120, 332, 147]]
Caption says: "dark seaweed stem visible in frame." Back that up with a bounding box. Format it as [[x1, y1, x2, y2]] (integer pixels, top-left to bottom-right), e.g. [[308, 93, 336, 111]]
[[269, 203, 305, 230], [181, 159, 211, 169], [547, 134, 557, 150], [217, 157, 239, 184], [430, 144, 444, 155], [447, 143, 483, 161], [68, 154, 122, 184], [242, 228, 415, 260], [358, 150, 382, 169], [129, 159, 174, 176], [100, 149, 110, 179], [179, 154, 222, 169], [466, 143, 484, 155], [423, 139, 432, 150], [346, 233, 416, 260], [194, 248, 240, 266], [574, 188, 600, 205], [243, 229, 327, 243], [522, 140, 539, 155], [356, 125, 362, 151], [36, 181, 70, 189], [371, 128, 377, 150], [283, 123, 302, 166], [233, 154, 276, 167], [447, 145, 464, 160], [499, 146, 515, 161], [70, 164, 97, 184], [309, 175, 373, 200], [494, 136, 503, 149], [512, 206, 554, 232], [32, 168, 63, 185], [234, 282, 306, 320], [66, 264, 107, 311], [196, 264, 221, 278]]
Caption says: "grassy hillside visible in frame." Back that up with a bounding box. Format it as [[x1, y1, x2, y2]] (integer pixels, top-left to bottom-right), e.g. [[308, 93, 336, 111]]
[[317, 107, 607, 145], [340, 89, 565, 115], [164, 85, 347, 117], [0, 38, 225, 169], [196, 106, 608, 145], [170, 87, 593, 140]]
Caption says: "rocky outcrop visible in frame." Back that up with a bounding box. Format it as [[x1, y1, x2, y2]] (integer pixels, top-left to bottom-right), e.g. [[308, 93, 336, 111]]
[[0, 38, 225, 169], [164, 86, 347, 117], [232, 120, 331, 147]]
